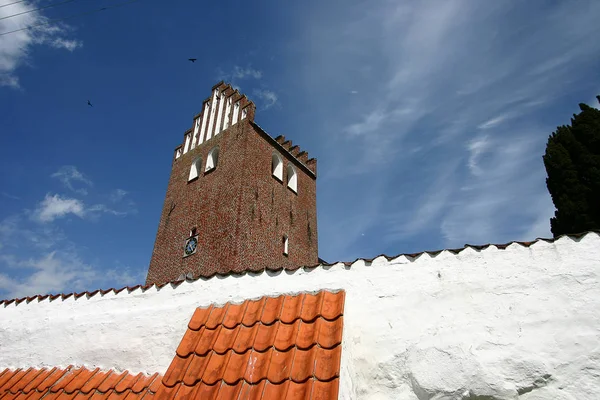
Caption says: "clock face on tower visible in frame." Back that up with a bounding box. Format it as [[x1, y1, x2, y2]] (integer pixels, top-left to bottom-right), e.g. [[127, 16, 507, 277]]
[[184, 236, 198, 256]]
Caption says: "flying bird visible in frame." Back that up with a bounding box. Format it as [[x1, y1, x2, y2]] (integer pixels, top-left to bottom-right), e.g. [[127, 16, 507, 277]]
[[188, 58, 197, 63], [87, 100, 93, 107]]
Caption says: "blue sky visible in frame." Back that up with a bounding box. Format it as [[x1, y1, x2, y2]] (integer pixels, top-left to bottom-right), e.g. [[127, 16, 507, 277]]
[[1, 0, 599, 298]]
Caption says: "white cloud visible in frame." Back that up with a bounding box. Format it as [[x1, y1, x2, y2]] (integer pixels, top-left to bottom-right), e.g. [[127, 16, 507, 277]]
[[1, 192, 19, 200], [232, 66, 262, 79], [467, 135, 490, 176], [51, 165, 92, 195], [0, 0, 82, 88], [253, 89, 278, 109], [33, 193, 85, 223], [0, 251, 146, 299], [109, 189, 128, 203], [295, 0, 600, 259], [478, 115, 508, 130]]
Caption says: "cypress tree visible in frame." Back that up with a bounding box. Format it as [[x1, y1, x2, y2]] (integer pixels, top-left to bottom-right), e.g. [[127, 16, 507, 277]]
[[543, 96, 600, 236]]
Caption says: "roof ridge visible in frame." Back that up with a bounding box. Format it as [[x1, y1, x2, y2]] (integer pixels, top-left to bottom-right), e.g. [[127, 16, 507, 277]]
[[1, 231, 598, 307]]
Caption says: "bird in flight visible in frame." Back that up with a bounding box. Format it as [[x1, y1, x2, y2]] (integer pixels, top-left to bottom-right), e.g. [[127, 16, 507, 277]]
[[188, 58, 197, 63], [87, 100, 93, 107]]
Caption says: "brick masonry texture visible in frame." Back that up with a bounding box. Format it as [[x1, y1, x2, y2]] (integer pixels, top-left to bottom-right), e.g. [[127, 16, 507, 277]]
[[146, 86, 318, 285]]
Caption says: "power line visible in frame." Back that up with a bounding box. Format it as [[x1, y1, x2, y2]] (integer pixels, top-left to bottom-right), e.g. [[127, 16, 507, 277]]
[[0, 0, 81, 21], [0, 0, 140, 36], [0, 0, 29, 9]]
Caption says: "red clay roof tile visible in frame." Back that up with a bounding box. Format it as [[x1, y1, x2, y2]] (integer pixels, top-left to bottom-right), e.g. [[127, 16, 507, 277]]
[[312, 380, 339, 400], [232, 325, 259, 353], [212, 325, 241, 354], [205, 304, 228, 329], [175, 329, 201, 357], [242, 298, 266, 326], [0, 368, 158, 400], [63, 368, 100, 394], [182, 355, 211, 386], [280, 295, 304, 323], [193, 382, 221, 398], [22, 367, 57, 393], [80, 371, 110, 394], [318, 319, 344, 349], [253, 323, 278, 351], [296, 319, 321, 350], [300, 292, 324, 322], [156, 289, 345, 399], [260, 296, 284, 325], [188, 306, 213, 330], [286, 380, 314, 398], [214, 381, 242, 399], [222, 301, 248, 329]]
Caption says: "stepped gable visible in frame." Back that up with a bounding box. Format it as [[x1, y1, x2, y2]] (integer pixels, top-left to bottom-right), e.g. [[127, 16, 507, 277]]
[[156, 289, 345, 399], [0, 367, 161, 400], [173, 82, 317, 176]]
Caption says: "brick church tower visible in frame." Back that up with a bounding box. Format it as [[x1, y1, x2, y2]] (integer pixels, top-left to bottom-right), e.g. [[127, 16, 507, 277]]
[[146, 82, 318, 285]]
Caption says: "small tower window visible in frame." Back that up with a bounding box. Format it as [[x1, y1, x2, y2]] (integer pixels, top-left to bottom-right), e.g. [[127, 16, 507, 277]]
[[205, 147, 220, 172], [188, 157, 202, 181], [287, 165, 297, 193], [282, 235, 289, 256], [272, 153, 283, 181], [189, 227, 197, 237]]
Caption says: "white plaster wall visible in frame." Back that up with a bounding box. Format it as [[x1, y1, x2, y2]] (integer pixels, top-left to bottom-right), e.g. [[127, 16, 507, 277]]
[[1, 233, 599, 400]]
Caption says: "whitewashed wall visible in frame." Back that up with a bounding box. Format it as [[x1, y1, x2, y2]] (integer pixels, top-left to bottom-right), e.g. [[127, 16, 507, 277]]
[[1, 233, 599, 400]]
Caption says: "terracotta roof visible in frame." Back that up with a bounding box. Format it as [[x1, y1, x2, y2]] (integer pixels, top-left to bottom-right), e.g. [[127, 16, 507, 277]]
[[0, 366, 161, 399], [2, 231, 598, 306], [155, 290, 345, 399]]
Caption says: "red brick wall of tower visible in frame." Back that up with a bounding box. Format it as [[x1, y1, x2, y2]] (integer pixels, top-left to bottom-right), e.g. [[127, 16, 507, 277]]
[[146, 84, 318, 285]]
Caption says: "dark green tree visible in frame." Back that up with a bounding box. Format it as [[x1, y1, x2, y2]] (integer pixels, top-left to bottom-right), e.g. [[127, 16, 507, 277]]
[[543, 96, 600, 237]]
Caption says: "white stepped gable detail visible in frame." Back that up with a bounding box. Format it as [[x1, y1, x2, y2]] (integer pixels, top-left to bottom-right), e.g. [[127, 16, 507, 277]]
[[183, 132, 191, 154], [214, 92, 225, 136], [223, 97, 232, 130], [198, 102, 209, 145], [232, 102, 240, 125], [192, 118, 200, 149], [206, 90, 218, 141]]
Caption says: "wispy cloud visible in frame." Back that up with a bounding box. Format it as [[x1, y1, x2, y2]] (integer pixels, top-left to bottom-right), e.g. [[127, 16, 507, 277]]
[[297, 0, 600, 259], [0, 250, 145, 299], [33, 194, 85, 223], [32, 193, 133, 223], [232, 66, 262, 79], [0, 0, 82, 88], [0, 210, 144, 299], [109, 189, 128, 203], [1, 192, 20, 200], [253, 89, 278, 109], [51, 166, 92, 195], [467, 136, 490, 177]]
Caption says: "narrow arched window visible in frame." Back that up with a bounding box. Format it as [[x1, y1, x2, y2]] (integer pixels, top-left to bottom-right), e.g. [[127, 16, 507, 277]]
[[287, 165, 297, 193], [188, 157, 202, 181], [205, 147, 220, 172], [282, 235, 289, 256], [272, 153, 283, 181], [190, 227, 197, 237]]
